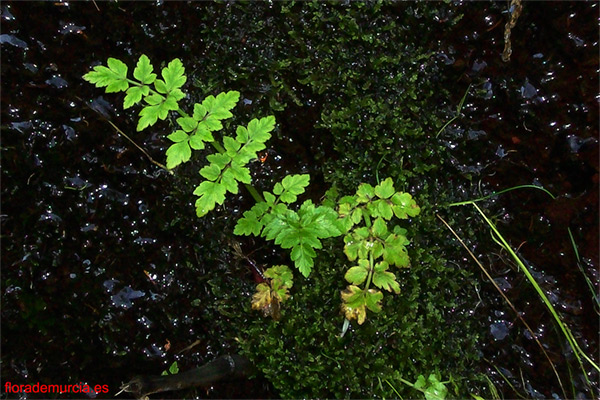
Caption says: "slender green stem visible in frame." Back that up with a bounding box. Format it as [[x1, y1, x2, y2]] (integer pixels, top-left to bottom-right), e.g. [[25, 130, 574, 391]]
[[383, 379, 403, 399], [446, 184, 556, 207], [364, 250, 375, 292], [363, 212, 372, 229], [106, 120, 173, 175], [375, 154, 387, 185], [437, 213, 567, 398], [472, 203, 599, 376], [435, 83, 471, 138], [386, 377, 446, 400], [447, 184, 598, 313]]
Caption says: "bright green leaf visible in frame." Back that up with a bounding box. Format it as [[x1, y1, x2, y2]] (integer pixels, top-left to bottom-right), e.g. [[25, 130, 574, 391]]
[[133, 54, 157, 84], [279, 174, 310, 203], [189, 134, 206, 150], [374, 177, 395, 199], [345, 259, 369, 285], [383, 234, 410, 267], [373, 261, 400, 293], [290, 242, 316, 278], [236, 125, 249, 144], [234, 202, 269, 236], [124, 85, 149, 109], [223, 136, 241, 155], [166, 141, 191, 169], [144, 93, 163, 105], [390, 192, 421, 218], [177, 117, 197, 132], [247, 116, 275, 143], [372, 241, 384, 260], [161, 58, 186, 92], [200, 163, 222, 181], [167, 130, 188, 143], [83, 58, 129, 92], [202, 91, 240, 119], [168, 88, 185, 102], [263, 191, 276, 206], [206, 153, 231, 169], [376, 200, 393, 220], [204, 115, 223, 131], [371, 217, 388, 237], [356, 183, 374, 202], [365, 289, 383, 313], [351, 208, 363, 224], [221, 168, 239, 194], [154, 79, 168, 94], [193, 181, 226, 217], [193, 103, 207, 121], [344, 234, 360, 261], [137, 105, 160, 131], [230, 162, 251, 184]]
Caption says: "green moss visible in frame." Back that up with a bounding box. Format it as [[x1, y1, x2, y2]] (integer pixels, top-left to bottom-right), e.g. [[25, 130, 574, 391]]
[[186, 2, 486, 397]]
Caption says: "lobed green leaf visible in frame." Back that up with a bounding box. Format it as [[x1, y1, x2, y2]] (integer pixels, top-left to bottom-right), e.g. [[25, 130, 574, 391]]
[[193, 181, 226, 217], [372, 261, 400, 293], [200, 163, 222, 181], [133, 54, 156, 84], [274, 174, 310, 204], [201, 91, 240, 120], [83, 58, 129, 93], [247, 116, 275, 143], [344, 259, 370, 285], [290, 242, 317, 278], [166, 141, 191, 169], [364, 289, 383, 313], [374, 177, 395, 199], [176, 117, 197, 132], [167, 130, 189, 143], [161, 58, 186, 92], [124, 85, 150, 109], [233, 202, 269, 236]]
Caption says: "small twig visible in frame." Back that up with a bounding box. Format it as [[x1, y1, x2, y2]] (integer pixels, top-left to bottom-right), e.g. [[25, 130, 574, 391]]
[[79, 96, 173, 175], [177, 339, 202, 354], [502, 0, 523, 62], [105, 120, 173, 175]]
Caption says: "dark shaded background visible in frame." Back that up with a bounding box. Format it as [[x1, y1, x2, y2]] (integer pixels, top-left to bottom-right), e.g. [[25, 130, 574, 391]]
[[1, 2, 597, 398]]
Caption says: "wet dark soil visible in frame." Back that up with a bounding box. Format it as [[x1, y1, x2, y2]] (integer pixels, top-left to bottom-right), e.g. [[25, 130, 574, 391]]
[[1, 2, 597, 399]]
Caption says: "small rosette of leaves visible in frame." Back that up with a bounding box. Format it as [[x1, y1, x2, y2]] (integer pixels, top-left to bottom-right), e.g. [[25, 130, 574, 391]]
[[414, 374, 449, 400], [83, 55, 187, 132], [166, 91, 241, 169], [234, 174, 344, 278], [193, 116, 275, 217], [251, 265, 293, 320], [339, 177, 419, 325], [338, 177, 420, 231]]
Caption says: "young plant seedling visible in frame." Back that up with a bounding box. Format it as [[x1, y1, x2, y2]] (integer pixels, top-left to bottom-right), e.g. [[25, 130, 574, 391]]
[[84, 55, 420, 325]]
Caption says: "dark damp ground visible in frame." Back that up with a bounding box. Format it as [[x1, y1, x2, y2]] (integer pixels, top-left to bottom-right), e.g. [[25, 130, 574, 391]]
[[443, 3, 598, 398], [1, 2, 598, 399]]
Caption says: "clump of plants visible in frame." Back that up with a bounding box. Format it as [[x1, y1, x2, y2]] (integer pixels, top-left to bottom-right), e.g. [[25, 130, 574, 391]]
[[83, 43, 483, 397], [83, 54, 420, 327]]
